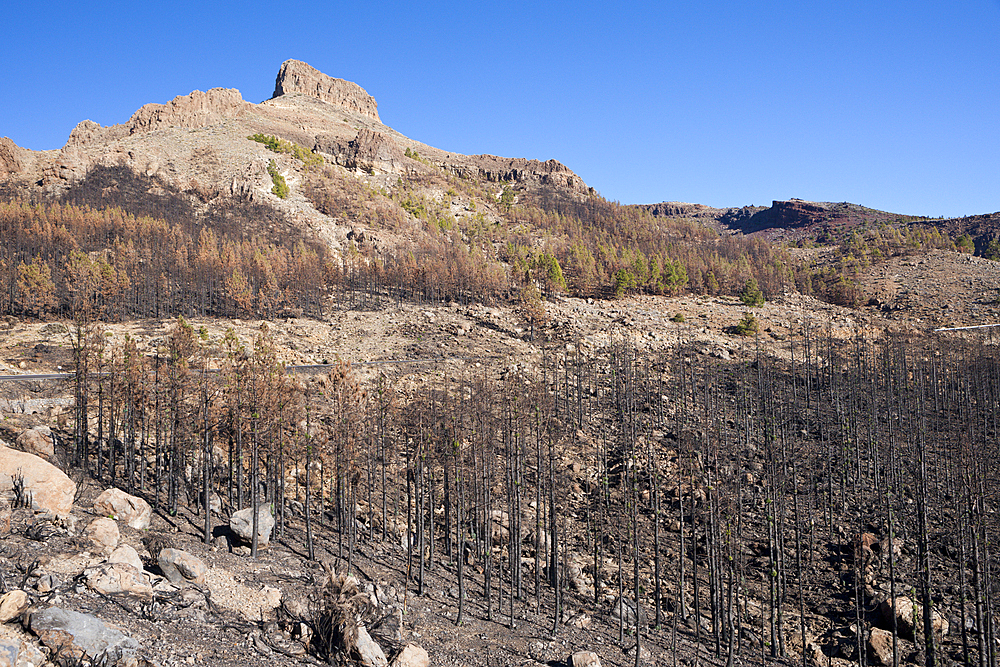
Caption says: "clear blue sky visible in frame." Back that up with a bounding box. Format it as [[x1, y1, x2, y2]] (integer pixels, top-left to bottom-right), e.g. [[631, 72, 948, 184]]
[[4, 1, 998, 217]]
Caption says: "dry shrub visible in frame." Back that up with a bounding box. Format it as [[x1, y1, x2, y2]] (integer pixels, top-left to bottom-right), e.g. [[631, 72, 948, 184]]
[[310, 562, 376, 665]]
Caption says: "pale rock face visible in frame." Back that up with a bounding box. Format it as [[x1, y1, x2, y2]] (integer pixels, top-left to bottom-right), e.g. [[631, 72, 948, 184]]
[[879, 596, 949, 640], [0, 623, 45, 667], [0, 138, 25, 177], [93, 488, 152, 530], [272, 59, 380, 121], [315, 129, 404, 174], [125, 88, 248, 135], [0, 445, 75, 516], [868, 627, 893, 666]]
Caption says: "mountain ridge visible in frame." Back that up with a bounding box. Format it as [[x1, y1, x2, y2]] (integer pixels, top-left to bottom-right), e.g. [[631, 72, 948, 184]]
[[3, 60, 997, 254], [0, 60, 591, 246]]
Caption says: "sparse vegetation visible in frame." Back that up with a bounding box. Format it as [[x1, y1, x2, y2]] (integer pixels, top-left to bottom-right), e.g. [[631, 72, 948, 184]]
[[739, 277, 764, 307], [734, 310, 759, 336], [250, 133, 323, 167], [268, 159, 290, 199]]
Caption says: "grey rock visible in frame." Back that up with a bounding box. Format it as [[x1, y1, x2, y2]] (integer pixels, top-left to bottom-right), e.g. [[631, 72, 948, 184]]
[[35, 575, 54, 594], [0, 632, 44, 667], [0, 639, 16, 667], [28, 607, 138, 663], [370, 606, 403, 644], [611, 596, 647, 629]]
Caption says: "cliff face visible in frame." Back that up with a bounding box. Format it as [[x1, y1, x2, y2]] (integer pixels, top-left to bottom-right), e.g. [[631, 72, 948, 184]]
[[445, 155, 591, 195], [271, 59, 380, 122]]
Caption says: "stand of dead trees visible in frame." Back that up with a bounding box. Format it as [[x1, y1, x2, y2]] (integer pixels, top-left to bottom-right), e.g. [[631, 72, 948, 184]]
[[67, 322, 1000, 666]]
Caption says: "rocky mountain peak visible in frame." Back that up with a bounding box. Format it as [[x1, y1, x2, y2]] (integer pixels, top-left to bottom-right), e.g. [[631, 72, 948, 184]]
[[271, 59, 380, 122]]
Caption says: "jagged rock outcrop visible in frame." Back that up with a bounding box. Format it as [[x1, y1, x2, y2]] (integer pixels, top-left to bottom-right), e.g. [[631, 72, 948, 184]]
[[127, 88, 247, 135], [315, 129, 404, 173], [1, 58, 596, 240], [642, 201, 725, 218], [446, 155, 590, 194], [273, 59, 380, 122], [65, 89, 248, 149], [718, 204, 769, 228], [0, 137, 26, 177], [64, 120, 128, 148]]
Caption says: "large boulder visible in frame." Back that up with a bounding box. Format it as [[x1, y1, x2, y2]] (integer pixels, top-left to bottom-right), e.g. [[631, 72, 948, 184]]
[[28, 607, 138, 663], [230, 505, 275, 546], [158, 548, 207, 585], [0, 445, 75, 515], [83, 517, 119, 553], [93, 488, 151, 530], [611, 596, 647, 630], [14, 428, 53, 461]]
